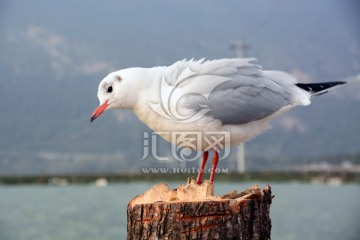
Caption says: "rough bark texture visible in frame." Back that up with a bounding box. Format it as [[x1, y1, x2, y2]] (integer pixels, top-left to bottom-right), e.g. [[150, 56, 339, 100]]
[[127, 179, 272, 240]]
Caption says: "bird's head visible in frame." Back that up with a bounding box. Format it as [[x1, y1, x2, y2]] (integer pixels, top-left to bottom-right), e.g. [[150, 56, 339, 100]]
[[90, 71, 131, 122]]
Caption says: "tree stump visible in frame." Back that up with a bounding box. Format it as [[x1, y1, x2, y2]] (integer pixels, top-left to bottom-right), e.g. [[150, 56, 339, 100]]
[[127, 179, 272, 240]]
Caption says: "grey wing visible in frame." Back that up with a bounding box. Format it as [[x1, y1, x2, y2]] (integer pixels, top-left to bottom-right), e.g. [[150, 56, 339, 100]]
[[186, 79, 293, 125]]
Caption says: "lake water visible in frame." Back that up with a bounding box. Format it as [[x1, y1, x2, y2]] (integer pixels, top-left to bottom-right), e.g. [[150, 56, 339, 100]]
[[0, 182, 359, 240]]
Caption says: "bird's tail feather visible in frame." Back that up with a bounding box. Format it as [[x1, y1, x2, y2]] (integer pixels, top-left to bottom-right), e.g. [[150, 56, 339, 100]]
[[296, 74, 360, 97]]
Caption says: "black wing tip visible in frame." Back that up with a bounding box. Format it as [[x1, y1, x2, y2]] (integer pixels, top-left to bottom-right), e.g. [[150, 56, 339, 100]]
[[296, 81, 346, 93]]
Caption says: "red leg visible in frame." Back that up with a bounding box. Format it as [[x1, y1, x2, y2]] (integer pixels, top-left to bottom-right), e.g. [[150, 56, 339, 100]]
[[209, 151, 219, 183], [196, 151, 209, 185]]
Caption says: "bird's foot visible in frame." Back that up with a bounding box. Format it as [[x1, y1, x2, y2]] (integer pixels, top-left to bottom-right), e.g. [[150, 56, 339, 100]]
[[196, 172, 203, 185], [196, 151, 209, 185]]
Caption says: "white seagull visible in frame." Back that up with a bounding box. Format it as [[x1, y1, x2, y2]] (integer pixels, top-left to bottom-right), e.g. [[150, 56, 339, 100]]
[[90, 58, 359, 184]]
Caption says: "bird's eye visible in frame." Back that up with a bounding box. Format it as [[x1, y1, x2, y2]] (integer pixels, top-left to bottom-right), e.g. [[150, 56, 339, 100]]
[[107, 86, 113, 93]]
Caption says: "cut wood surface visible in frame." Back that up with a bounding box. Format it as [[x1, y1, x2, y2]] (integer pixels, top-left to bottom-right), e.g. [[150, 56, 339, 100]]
[[127, 179, 272, 240]]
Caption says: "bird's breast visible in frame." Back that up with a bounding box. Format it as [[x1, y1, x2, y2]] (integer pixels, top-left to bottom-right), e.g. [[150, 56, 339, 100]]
[[132, 103, 273, 151]]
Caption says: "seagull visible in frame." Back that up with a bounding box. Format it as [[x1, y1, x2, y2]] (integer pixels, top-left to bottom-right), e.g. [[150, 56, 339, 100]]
[[90, 58, 359, 184]]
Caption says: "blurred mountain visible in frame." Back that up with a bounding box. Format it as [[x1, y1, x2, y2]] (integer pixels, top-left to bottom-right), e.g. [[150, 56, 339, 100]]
[[0, 0, 359, 175]]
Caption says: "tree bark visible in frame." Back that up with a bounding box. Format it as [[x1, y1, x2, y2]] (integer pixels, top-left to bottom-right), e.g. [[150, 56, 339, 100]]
[[127, 179, 272, 240]]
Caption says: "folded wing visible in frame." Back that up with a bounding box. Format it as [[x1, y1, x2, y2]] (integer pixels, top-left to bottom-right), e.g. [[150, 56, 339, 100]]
[[172, 59, 310, 125]]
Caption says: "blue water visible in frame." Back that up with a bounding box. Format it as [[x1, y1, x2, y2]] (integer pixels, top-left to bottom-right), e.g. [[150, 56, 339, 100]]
[[0, 182, 359, 240]]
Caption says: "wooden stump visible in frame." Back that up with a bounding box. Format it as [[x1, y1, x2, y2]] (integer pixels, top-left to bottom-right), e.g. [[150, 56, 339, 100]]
[[127, 179, 272, 240]]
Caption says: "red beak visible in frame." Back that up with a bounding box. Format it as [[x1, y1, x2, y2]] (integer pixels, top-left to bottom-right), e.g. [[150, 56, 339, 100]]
[[90, 100, 109, 122]]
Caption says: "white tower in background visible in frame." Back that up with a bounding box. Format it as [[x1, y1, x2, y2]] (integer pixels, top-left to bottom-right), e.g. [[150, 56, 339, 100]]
[[229, 39, 251, 173]]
